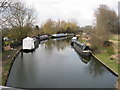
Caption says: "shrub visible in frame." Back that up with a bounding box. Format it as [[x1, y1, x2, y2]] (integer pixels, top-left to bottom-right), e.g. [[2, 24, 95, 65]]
[[106, 46, 114, 55], [103, 41, 113, 47], [10, 41, 22, 48]]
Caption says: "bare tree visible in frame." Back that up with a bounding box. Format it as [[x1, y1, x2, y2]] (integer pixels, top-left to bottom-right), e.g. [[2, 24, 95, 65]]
[[95, 5, 118, 38], [90, 4, 118, 48], [0, 1, 35, 29], [0, 0, 9, 13], [0, 0, 36, 42]]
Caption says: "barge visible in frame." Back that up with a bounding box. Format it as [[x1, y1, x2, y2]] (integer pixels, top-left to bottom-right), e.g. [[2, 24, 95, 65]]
[[52, 33, 67, 38], [39, 35, 49, 41], [71, 40, 91, 56], [22, 37, 39, 51]]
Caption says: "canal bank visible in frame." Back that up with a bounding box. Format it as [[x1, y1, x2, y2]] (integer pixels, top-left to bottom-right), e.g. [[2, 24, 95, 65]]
[[2, 35, 72, 86], [78, 35, 118, 76], [91, 53, 119, 89], [77, 37, 119, 89], [2, 46, 22, 86], [91, 53, 118, 76], [72, 40, 118, 76]]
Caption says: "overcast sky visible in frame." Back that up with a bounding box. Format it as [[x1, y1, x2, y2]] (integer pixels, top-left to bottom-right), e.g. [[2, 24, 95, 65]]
[[23, 0, 119, 26]]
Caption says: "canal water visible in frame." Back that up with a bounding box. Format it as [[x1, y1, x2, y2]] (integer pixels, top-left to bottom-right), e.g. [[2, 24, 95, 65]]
[[6, 38, 117, 88]]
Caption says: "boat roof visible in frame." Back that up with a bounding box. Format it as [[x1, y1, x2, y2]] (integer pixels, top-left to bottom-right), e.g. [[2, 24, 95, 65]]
[[23, 37, 34, 41], [72, 37, 77, 39], [76, 41, 86, 46]]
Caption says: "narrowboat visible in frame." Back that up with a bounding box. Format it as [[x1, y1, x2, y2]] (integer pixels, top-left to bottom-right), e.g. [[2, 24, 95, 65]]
[[72, 41, 91, 56], [52, 33, 66, 38], [74, 48, 91, 64], [71, 37, 77, 45], [22, 37, 38, 51], [39, 35, 49, 41]]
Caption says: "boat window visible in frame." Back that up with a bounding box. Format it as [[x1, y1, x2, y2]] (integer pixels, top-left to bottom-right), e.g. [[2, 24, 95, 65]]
[[84, 46, 90, 50], [82, 45, 86, 50]]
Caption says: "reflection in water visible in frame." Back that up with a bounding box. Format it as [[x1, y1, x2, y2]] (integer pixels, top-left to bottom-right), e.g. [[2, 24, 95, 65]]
[[43, 38, 71, 51], [73, 45, 106, 77], [73, 47, 91, 64], [6, 38, 117, 88], [86, 57, 106, 77]]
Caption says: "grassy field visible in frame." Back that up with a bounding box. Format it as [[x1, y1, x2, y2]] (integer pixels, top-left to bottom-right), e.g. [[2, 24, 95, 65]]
[[78, 39, 87, 43]]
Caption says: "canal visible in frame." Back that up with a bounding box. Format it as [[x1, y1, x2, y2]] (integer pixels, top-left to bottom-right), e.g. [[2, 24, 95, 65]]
[[6, 38, 117, 88]]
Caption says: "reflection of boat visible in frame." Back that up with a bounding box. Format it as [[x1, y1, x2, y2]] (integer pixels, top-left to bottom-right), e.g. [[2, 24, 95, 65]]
[[22, 49, 35, 53], [74, 48, 91, 64], [72, 41, 91, 56], [52, 37, 67, 41], [40, 39, 48, 44], [52, 33, 67, 38], [81, 58, 90, 64]]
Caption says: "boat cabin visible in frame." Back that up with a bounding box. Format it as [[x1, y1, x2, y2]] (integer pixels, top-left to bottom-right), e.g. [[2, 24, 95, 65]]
[[73, 41, 91, 56], [52, 33, 66, 38], [71, 37, 77, 45], [22, 37, 35, 50]]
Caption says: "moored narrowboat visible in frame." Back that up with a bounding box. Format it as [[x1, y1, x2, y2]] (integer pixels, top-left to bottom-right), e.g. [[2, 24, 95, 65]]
[[72, 40, 91, 56], [52, 33, 67, 38], [71, 36, 77, 46], [22, 37, 39, 51]]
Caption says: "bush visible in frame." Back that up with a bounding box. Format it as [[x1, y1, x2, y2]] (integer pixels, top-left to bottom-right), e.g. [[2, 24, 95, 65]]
[[90, 45, 101, 53], [4, 41, 10, 46], [106, 46, 114, 55], [103, 41, 113, 47], [10, 41, 22, 48]]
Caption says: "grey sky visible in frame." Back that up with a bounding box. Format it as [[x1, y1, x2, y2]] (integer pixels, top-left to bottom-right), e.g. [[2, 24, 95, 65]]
[[23, 0, 119, 26]]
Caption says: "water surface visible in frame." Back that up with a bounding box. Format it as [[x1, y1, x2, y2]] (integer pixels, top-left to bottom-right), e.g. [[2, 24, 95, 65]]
[[6, 38, 117, 88]]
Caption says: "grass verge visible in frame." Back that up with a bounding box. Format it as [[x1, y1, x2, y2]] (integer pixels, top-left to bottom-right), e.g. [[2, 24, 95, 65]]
[[2, 47, 21, 85], [95, 52, 118, 74], [2, 60, 11, 85]]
